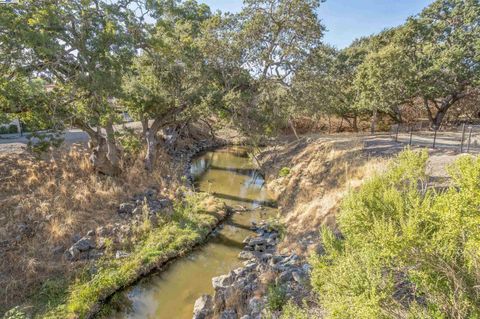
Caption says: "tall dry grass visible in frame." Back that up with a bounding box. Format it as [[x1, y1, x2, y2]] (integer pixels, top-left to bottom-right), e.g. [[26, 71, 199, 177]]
[[259, 137, 387, 255], [0, 144, 182, 312]]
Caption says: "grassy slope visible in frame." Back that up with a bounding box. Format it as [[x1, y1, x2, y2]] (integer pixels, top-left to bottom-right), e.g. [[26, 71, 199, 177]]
[[20, 193, 227, 319], [258, 136, 386, 254], [0, 146, 183, 313]]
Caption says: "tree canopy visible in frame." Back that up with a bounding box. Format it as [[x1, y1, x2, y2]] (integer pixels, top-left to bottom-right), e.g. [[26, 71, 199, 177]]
[[1, 0, 479, 171]]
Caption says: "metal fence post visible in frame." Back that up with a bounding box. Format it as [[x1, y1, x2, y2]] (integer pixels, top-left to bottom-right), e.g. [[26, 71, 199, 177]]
[[460, 123, 466, 153], [409, 126, 413, 146], [433, 128, 438, 149], [467, 126, 473, 153]]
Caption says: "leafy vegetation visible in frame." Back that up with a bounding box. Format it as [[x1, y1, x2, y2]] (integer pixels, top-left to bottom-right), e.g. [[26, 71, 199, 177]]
[[280, 301, 310, 319], [278, 167, 291, 177], [267, 283, 288, 312], [311, 150, 480, 318], [1, 0, 479, 166], [0, 124, 18, 134]]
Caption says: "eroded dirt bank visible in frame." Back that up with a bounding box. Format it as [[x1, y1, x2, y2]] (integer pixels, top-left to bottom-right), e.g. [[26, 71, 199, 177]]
[[258, 136, 388, 255]]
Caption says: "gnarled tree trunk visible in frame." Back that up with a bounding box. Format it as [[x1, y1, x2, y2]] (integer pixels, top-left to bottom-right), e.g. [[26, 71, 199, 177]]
[[75, 119, 121, 176], [143, 117, 166, 172], [424, 93, 464, 130], [144, 130, 158, 173], [104, 121, 121, 175], [90, 137, 121, 176]]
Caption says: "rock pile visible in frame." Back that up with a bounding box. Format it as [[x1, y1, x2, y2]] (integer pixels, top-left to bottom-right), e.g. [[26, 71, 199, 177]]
[[193, 222, 311, 319], [63, 188, 173, 262], [64, 230, 101, 261], [117, 187, 173, 220]]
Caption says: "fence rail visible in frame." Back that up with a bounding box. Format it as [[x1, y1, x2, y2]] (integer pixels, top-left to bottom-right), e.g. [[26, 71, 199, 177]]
[[389, 123, 480, 154]]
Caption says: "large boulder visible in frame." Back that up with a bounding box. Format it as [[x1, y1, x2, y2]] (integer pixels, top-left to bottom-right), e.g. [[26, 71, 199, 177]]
[[64, 236, 95, 260], [118, 202, 135, 216], [220, 309, 237, 319], [193, 295, 213, 319], [212, 273, 235, 289], [74, 237, 95, 251]]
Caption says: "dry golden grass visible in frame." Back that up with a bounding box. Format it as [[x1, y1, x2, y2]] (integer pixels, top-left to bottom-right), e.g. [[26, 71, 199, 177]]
[[259, 137, 387, 255], [0, 144, 183, 312]]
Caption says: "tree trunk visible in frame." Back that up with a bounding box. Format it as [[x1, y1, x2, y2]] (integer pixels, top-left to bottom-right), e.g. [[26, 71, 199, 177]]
[[143, 118, 165, 172], [352, 116, 359, 132], [289, 117, 299, 140], [390, 105, 403, 123], [90, 138, 121, 176], [105, 122, 121, 174], [74, 119, 121, 176], [423, 98, 435, 128], [337, 118, 344, 132], [426, 94, 461, 130], [144, 130, 157, 172], [432, 110, 447, 130], [371, 109, 378, 135], [140, 113, 148, 140]]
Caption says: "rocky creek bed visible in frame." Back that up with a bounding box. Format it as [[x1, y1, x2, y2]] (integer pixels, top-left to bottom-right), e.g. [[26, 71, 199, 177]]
[[193, 222, 313, 319]]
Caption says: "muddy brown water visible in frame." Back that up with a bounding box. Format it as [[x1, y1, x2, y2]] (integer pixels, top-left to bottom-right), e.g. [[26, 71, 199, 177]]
[[112, 147, 277, 319]]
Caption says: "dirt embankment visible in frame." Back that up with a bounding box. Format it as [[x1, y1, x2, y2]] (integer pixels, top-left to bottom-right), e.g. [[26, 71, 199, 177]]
[[258, 136, 388, 254]]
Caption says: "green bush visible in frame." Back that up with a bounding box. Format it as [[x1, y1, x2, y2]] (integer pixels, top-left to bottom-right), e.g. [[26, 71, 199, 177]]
[[0, 124, 18, 134], [279, 167, 291, 177], [267, 283, 287, 312], [27, 131, 64, 154], [2, 307, 28, 319], [311, 149, 480, 319], [116, 128, 142, 156], [280, 301, 310, 319]]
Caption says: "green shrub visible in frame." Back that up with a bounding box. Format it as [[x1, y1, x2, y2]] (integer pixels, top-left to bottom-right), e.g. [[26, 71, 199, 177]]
[[280, 301, 310, 319], [27, 131, 64, 154], [116, 128, 142, 156], [267, 283, 287, 311], [0, 124, 18, 134], [2, 307, 28, 319], [311, 150, 480, 319], [279, 167, 291, 177]]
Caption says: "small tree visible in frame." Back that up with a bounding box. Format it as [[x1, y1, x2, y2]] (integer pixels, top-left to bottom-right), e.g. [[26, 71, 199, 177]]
[[235, 0, 325, 136], [2, 0, 140, 174], [123, 0, 215, 171]]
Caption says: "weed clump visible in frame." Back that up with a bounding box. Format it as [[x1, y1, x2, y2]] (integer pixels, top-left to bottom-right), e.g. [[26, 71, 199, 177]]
[[278, 167, 291, 177], [267, 283, 287, 312]]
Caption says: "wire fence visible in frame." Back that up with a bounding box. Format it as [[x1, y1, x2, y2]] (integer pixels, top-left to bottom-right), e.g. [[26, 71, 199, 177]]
[[389, 123, 480, 154]]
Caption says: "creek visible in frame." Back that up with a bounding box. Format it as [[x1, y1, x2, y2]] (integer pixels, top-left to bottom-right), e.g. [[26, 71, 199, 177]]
[[113, 146, 277, 319]]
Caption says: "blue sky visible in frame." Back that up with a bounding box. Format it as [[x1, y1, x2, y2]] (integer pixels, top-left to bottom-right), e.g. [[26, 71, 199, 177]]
[[199, 0, 434, 48]]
